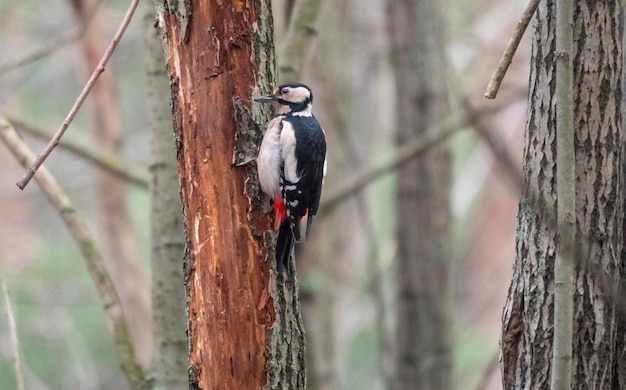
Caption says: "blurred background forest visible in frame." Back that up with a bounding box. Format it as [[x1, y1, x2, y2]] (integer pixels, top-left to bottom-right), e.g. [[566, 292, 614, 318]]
[[0, 0, 531, 388]]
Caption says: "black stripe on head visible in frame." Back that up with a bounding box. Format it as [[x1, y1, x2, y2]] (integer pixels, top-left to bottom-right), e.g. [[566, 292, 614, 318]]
[[276, 97, 312, 114], [276, 83, 314, 114], [278, 83, 314, 104]]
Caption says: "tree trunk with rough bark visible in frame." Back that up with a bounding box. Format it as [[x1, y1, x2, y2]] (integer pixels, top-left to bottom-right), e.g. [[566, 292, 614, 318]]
[[501, 0, 625, 388], [70, 0, 152, 367], [144, 5, 188, 389], [386, 0, 452, 389], [151, 1, 306, 388]]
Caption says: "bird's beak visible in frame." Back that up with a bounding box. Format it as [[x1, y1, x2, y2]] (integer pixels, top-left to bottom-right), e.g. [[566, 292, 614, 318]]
[[254, 94, 277, 103]]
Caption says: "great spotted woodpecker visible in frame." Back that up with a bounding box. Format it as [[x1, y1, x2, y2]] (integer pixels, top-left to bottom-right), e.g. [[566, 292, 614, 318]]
[[255, 83, 327, 272]]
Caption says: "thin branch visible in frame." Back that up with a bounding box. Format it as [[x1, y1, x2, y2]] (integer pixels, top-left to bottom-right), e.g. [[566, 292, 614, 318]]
[[483, 0, 540, 99], [278, 0, 323, 83], [318, 120, 464, 218], [551, 0, 575, 385], [0, 0, 102, 76], [0, 30, 81, 76], [458, 95, 522, 192], [0, 117, 152, 390], [318, 95, 521, 218], [16, 0, 142, 190], [0, 273, 25, 390], [10, 117, 149, 189]]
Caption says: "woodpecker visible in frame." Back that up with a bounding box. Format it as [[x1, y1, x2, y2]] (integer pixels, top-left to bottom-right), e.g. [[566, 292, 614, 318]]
[[255, 83, 327, 272]]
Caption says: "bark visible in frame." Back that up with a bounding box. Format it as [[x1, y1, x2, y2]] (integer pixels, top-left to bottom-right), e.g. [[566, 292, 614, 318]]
[[151, 1, 306, 388], [387, 0, 452, 389], [70, 0, 152, 367], [144, 5, 187, 389], [501, 0, 624, 388]]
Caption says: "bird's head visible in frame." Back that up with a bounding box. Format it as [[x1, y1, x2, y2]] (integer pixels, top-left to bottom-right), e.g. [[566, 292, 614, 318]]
[[255, 83, 313, 116]]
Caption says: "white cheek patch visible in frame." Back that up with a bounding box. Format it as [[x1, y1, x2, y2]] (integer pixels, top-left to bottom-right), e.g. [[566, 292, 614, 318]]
[[290, 87, 310, 102], [280, 122, 300, 183]]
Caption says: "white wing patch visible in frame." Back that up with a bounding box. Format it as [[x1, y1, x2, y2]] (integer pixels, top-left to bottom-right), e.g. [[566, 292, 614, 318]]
[[257, 116, 284, 199], [280, 121, 300, 183]]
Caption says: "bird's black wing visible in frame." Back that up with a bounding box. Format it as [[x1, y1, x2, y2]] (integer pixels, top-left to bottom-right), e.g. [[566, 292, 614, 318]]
[[281, 115, 326, 241]]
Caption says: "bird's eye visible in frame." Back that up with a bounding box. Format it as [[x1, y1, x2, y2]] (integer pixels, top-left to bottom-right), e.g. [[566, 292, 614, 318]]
[[281, 88, 289, 95]]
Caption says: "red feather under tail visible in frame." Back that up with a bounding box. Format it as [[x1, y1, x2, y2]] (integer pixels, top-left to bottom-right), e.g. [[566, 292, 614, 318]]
[[274, 198, 287, 230]]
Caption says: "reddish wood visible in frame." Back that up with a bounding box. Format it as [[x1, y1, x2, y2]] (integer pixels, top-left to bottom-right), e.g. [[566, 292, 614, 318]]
[[162, 2, 275, 388]]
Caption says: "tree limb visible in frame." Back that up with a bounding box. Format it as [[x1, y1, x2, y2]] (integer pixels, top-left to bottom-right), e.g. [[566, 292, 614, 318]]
[[0, 0, 101, 76], [318, 93, 521, 218], [16, 0, 141, 190], [457, 95, 521, 192], [318, 119, 463, 218], [10, 117, 149, 189], [0, 117, 152, 390], [551, 0, 575, 386], [0, 30, 81, 76], [0, 273, 25, 390], [278, 0, 323, 83], [484, 0, 540, 99]]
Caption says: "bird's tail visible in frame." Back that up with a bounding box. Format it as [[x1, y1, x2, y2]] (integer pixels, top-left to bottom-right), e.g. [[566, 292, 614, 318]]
[[274, 198, 287, 230], [276, 220, 294, 273]]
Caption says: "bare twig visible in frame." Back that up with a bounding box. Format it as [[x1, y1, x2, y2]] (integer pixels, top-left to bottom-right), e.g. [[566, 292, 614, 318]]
[[0, 117, 152, 390], [16, 0, 142, 190], [458, 95, 522, 192], [318, 94, 521, 218], [10, 117, 149, 189], [278, 0, 323, 83], [319, 121, 463, 218], [0, 273, 25, 390], [0, 0, 101, 76], [0, 30, 81, 76], [71, 0, 152, 366], [484, 0, 541, 99]]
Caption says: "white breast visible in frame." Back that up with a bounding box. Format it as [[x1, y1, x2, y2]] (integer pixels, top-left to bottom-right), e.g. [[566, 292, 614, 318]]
[[280, 121, 300, 183], [257, 116, 284, 199]]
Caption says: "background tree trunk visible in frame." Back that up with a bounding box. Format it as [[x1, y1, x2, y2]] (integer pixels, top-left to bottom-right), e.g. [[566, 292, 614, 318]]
[[70, 0, 152, 367], [144, 5, 188, 389], [386, 0, 452, 389], [501, 0, 624, 388], [151, 1, 306, 388]]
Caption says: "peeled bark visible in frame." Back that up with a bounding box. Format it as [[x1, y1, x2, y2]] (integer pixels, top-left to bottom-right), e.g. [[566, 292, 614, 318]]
[[501, 0, 624, 388], [151, 1, 306, 388], [387, 0, 452, 389]]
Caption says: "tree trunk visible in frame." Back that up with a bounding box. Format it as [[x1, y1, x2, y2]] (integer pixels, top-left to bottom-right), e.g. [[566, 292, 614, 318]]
[[144, 5, 188, 389], [386, 0, 452, 389], [151, 1, 306, 388], [501, 0, 624, 388], [70, 0, 152, 367]]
